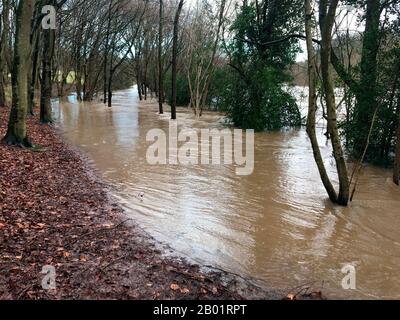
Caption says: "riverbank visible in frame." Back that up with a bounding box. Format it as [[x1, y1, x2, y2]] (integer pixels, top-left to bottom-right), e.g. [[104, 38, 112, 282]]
[[0, 105, 293, 300]]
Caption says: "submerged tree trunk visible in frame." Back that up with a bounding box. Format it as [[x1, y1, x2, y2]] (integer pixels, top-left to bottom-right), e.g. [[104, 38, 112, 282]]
[[76, 58, 83, 101], [171, 0, 184, 120], [394, 105, 400, 186], [103, 0, 113, 104], [40, 26, 55, 124], [319, 0, 349, 206], [305, 0, 338, 203], [136, 44, 142, 101], [107, 69, 114, 108], [158, 0, 164, 114], [3, 0, 35, 147]]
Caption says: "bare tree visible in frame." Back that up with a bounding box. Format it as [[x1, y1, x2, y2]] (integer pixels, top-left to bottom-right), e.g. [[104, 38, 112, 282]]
[[158, 0, 164, 114], [318, 0, 350, 206], [0, 0, 10, 108], [394, 104, 400, 186], [186, 0, 226, 117], [305, 0, 338, 203], [3, 0, 36, 146], [171, 0, 184, 120]]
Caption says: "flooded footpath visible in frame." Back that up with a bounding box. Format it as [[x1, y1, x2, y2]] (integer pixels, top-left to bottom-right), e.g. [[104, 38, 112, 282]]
[[54, 87, 400, 299]]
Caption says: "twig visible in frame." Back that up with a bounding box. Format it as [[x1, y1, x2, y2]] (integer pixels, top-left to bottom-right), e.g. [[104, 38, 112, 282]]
[[349, 106, 379, 201], [66, 218, 133, 248], [17, 284, 33, 300], [100, 253, 130, 273]]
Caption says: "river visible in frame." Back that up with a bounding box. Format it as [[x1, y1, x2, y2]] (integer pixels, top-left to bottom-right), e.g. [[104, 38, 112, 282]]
[[53, 87, 400, 299]]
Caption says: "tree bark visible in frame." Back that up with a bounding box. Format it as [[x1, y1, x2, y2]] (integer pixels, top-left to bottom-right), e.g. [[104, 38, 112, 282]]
[[3, 0, 35, 147], [394, 105, 400, 186], [0, 23, 5, 107], [171, 0, 184, 120], [28, 27, 40, 116], [305, 0, 338, 203], [158, 0, 164, 114], [103, 0, 113, 104], [352, 0, 381, 156], [0, 0, 10, 108], [40, 26, 55, 124], [319, 0, 350, 206]]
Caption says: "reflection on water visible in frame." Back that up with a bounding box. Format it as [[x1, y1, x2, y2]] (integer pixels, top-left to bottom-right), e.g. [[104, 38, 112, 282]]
[[54, 87, 400, 299]]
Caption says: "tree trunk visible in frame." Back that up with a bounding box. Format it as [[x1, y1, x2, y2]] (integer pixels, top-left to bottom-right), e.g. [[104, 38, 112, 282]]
[[394, 105, 400, 186], [136, 45, 142, 101], [171, 0, 184, 120], [40, 26, 55, 124], [103, 0, 113, 104], [352, 0, 380, 156], [3, 0, 35, 147], [0, 0, 10, 108], [76, 63, 82, 101], [107, 71, 113, 108], [158, 0, 164, 114], [0, 18, 5, 107], [28, 29, 40, 116], [305, 0, 338, 203], [0, 73, 5, 107], [319, 0, 349, 206]]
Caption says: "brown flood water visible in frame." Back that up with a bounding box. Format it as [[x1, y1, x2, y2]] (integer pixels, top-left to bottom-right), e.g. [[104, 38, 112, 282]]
[[54, 87, 400, 299]]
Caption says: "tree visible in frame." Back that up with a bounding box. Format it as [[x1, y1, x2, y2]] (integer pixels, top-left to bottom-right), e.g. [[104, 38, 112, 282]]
[[185, 0, 226, 117], [305, 0, 338, 203], [171, 0, 184, 120], [218, 0, 303, 131], [0, 0, 10, 108], [158, 0, 164, 114], [40, 0, 57, 124], [351, 0, 381, 158], [3, 0, 35, 147], [27, 1, 43, 116], [103, 0, 116, 104], [394, 106, 400, 185], [329, 0, 400, 166], [319, 0, 349, 206]]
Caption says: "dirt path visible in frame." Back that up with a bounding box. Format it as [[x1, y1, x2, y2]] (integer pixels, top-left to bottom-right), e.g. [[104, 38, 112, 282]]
[[0, 106, 284, 300]]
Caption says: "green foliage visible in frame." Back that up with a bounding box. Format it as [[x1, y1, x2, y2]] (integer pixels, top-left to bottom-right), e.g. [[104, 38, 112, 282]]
[[338, 18, 400, 165], [164, 72, 190, 107], [214, 63, 301, 131], [213, 0, 303, 131]]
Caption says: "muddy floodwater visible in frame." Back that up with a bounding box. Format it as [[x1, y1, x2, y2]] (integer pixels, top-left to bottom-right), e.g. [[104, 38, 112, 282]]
[[54, 87, 400, 299]]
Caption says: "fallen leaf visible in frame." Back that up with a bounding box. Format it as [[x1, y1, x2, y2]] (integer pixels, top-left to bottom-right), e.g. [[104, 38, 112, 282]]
[[16, 222, 24, 229], [170, 284, 180, 291]]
